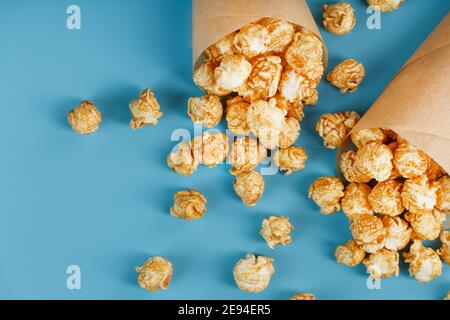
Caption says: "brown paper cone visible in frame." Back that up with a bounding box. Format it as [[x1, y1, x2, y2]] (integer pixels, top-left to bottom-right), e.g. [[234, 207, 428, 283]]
[[192, 0, 327, 67]]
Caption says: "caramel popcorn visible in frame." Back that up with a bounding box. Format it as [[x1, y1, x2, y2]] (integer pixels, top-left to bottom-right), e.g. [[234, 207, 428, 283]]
[[233, 171, 265, 207], [405, 209, 445, 241], [351, 128, 385, 149], [308, 176, 344, 215], [170, 190, 207, 221], [363, 249, 400, 281], [368, 180, 404, 216], [290, 293, 316, 300], [316, 112, 360, 149], [327, 59, 365, 93], [393, 142, 429, 179], [341, 183, 374, 221], [215, 54, 253, 91], [340, 151, 372, 183], [260, 216, 294, 249], [187, 95, 223, 128], [193, 62, 230, 96], [278, 68, 308, 103], [192, 132, 229, 168], [233, 23, 269, 59], [204, 32, 237, 65], [350, 214, 386, 253], [279, 118, 301, 149], [437, 231, 450, 265], [367, 0, 404, 12], [403, 241, 442, 283], [323, 3, 356, 35], [445, 291, 450, 301], [355, 142, 393, 182], [274, 146, 308, 176], [275, 95, 305, 122], [436, 175, 450, 213], [167, 142, 198, 176], [129, 89, 163, 129], [68, 100, 102, 135], [136, 257, 173, 292], [401, 175, 438, 214], [258, 18, 295, 53], [233, 254, 274, 293], [229, 137, 266, 176], [335, 240, 366, 267], [382, 216, 412, 251], [226, 96, 251, 135]]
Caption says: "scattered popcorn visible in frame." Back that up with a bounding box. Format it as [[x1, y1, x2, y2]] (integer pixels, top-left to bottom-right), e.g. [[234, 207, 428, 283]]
[[426, 158, 445, 182], [215, 54, 252, 91], [204, 32, 237, 65], [274, 146, 308, 176], [363, 249, 400, 281], [355, 142, 393, 182], [308, 176, 344, 215], [129, 89, 163, 130], [167, 142, 198, 176], [290, 293, 316, 300], [401, 175, 438, 214], [233, 171, 265, 207], [258, 18, 295, 53], [192, 132, 229, 168], [275, 95, 305, 122], [323, 3, 356, 35], [187, 95, 223, 128], [327, 59, 365, 93], [340, 151, 372, 183], [226, 96, 251, 135], [229, 137, 266, 176], [335, 240, 366, 267], [350, 214, 386, 253], [279, 117, 301, 149], [170, 190, 207, 221], [393, 142, 429, 178], [136, 257, 173, 292], [233, 23, 270, 60], [278, 68, 308, 103], [351, 128, 385, 149], [403, 241, 442, 283], [68, 100, 102, 135], [233, 254, 274, 293], [436, 175, 450, 213], [367, 0, 404, 12], [260, 216, 294, 249], [341, 183, 374, 221], [382, 216, 412, 251], [368, 180, 404, 216], [405, 209, 445, 241], [193, 62, 230, 96], [316, 111, 361, 149], [437, 231, 450, 265]]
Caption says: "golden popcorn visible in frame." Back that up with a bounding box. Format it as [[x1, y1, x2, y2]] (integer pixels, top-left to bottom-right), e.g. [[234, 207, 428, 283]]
[[193, 62, 230, 96], [308, 176, 345, 215], [233, 171, 265, 207], [167, 142, 198, 176], [363, 249, 400, 281], [290, 293, 316, 300], [436, 175, 450, 213], [426, 158, 445, 182], [367, 0, 405, 12], [393, 142, 429, 179], [229, 137, 266, 176], [316, 112, 360, 149], [405, 209, 445, 241], [68, 100, 102, 135], [226, 96, 251, 135], [401, 175, 438, 214], [136, 257, 173, 292], [445, 291, 450, 301], [335, 240, 366, 267], [129, 89, 163, 129], [260, 216, 294, 249], [403, 241, 442, 283], [302, 82, 320, 106], [368, 180, 404, 216], [204, 32, 237, 65], [233, 254, 274, 293], [192, 132, 229, 168], [278, 68, 308, 103], [215, 54, 252, 91], [382, 216, 412, 251], [279, 118, 301, 149], [350, 214, 386, 253], [275, 95, 305, 122], [188, 95, 223, 128], [322, 3, 356, 35], [437, 231, 450, 265], [233, 23, 270, 60], [355, 142, 393, 182], [170, 190, 207, 221], [340, 151, 372, 183], [274, 146, 308, 176], [327, 59, 365, 93], [351, 128, 385, 149], [341, 183, 374, 221], [258, 18, 295, 53]]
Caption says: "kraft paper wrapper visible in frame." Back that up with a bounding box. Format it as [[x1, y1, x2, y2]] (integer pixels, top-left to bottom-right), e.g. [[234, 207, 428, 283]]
[[192, 0, 327, 68]]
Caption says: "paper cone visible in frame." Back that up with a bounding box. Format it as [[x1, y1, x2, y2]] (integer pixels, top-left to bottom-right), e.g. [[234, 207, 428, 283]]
[[192, 0, 327, 67]]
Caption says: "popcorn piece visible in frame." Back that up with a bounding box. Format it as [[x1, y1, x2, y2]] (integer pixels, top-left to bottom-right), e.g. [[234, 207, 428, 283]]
[[215, 54, 252, 91], [340, 151, 372, 183], [444, 291, 450, 301], [355, 142, 393, 182], [290, 293, 316, 300], [167, 142, 198, 176], [436, 175, 450, 213], [193, 62, 230, 96], [426, 158, 445, 182], [68, 100, 102, 135], [367, 0, 404, 12], [405, 209, 446, 241], [341, 183, 374, 221], [233, 254, 274, 293], [226, 96, 251, 135], [363, 249, 400, 281], [260, 216, 294, 249], [170, 190, 207, 221], [275, 95, 305, 122], [129, 89, 163, 129], [382, 216, 412, 251], [274, 146, 308, 176], [233, 23, 269, 59], [403, 241, 442, 283], [302, 82, 320, 106], [368, 180, 404, 216], [393, 142, 429, 179], [136, 257, 173, 292], [278, 68, 308, 103], [350, 214, 386, 253], [233, 171, 265, 207], [308, 176, 344, 215], [279, 118, 301, 149], [229, 137, 266, 176], [258, 18, 295, 53], [204, 32, 237, 65], [327, 59, 365, 93], [192, 132, 229, 168], [316, 112, 361, 149], [188, 95, 223, 128], [351, 128, 385, 149], [323, 3, 356, 35], [401, 175, 438, 214], [437, 231, 450, 265], [335, 240, 366, 267]]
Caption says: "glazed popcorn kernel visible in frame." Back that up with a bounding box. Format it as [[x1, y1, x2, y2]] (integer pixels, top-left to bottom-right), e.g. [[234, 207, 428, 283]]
[[327, 59, 365, 93], [215, 54, 252, 91], [340, 151, 372, 183], [341, 183, 374, 222], [382, 216, 412, 251], [68, 100, 102, 135], [335, 239, 366, 267], [204, 32, 237, 65], [226, 96, 251, 135], [316, 111, 360, 149], [403, 241, 442, 284], [437, 231, 450, 265], [274, 146, 308, 176], [129, 89, 163, 129], [401, 175, 438, 214], [351, 128, 385, 149], [275, 95, 305, 122], [192, 132, 229, 168], [170, 190, 207, 221], [290, 293, 316, 301], [308, 176, 345, 215], [229, 137, 266, 176], [355, 142, 394, 182], [367, 0, 405, 12], [167, 142, 198, 176], [278, 68, 308, 103], [436, 175, 450, 213], [405, 209, 446, 241], [136, 257, 173, 292], [233, 171, 265, 207], [393, 142, 429, 179], [233, 23, 270, 60], [193, 62, 230, 96], [187, 95, 223, 128], [363, 249, 400, 281], [260, 216, 294, 249], [279, 117, 301, 149], [258, 18, 295, 53], [302, 81, 320, 106], [350, 214, 386, 254], [233, 254, 274, 293], [368, 180, 404, 217], [426, 158, 445, 182], [323, 3, 356, 35]]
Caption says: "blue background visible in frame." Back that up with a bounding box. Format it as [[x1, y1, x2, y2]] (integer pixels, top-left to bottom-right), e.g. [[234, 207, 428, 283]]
[[0, 0, 448, 300]]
